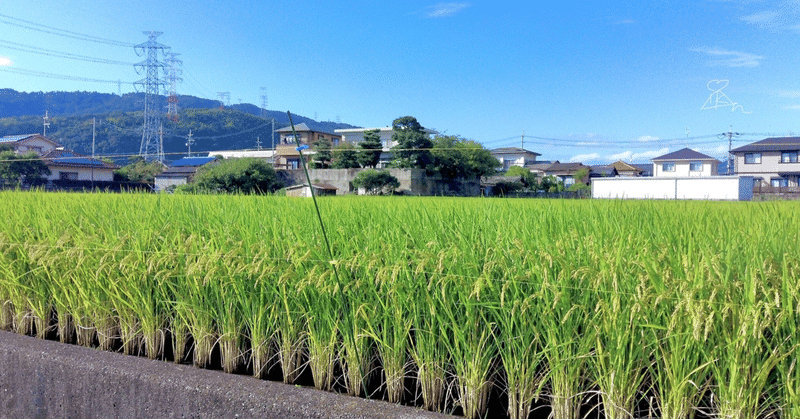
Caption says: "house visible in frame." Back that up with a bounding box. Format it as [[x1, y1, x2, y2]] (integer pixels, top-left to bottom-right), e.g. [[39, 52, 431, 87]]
[[591, 161, 649, 180], [206, 149, 275, 162], [284, 183, 337, 197], [42, 149, 119, 183], [651, 148, 719, 177], [490, 147, 541, 170], [542, 162, 590, 187], [730, 137, 800, 188], [275, 123, 341, 170], [154, 156, 217, 192], [0, 134, 61, 156], [334, 126, 438, 168]]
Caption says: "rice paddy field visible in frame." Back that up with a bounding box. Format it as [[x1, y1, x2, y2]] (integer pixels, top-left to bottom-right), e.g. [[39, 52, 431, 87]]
[[1, 191, 799, 419]]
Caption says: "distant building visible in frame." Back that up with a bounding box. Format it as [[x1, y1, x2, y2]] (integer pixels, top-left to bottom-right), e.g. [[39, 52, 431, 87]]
[[490, 147, 541, 170], [730, 137, 800, 188], [0, 134, 61, 156], [42, 149, 119, 183], [206, 149, 275, 162], [284, 182, 337, 198], [154, 156, 218, 192], [542, 162, 590, 187], [275, 123, 341, 169], [651, 148, 719, 177], [334, 126, 438, 168]]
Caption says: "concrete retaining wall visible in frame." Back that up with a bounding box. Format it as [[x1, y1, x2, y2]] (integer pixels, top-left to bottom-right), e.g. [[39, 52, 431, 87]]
[[278, 168, 480, 196], [0, 331, 448, 419]]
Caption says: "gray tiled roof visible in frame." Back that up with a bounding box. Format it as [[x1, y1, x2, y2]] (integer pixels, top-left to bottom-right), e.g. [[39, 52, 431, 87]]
[[490, 147, 541, 156], [652, 148, 717, 161], [731, 137, 800, 153]]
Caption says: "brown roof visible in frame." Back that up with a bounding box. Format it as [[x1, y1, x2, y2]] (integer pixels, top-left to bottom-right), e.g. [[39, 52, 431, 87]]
[[652, 148, 717, 161]]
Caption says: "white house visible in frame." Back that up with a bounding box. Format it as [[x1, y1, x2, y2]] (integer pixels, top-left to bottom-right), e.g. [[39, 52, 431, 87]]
[[41, 149, 119, 182], [0, 134, 61, 156], [490, 147, 541, 170], [651, 148, 719, 177]]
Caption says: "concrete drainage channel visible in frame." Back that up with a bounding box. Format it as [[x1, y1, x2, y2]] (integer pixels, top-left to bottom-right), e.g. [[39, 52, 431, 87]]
[[0, 331, 450, 419]]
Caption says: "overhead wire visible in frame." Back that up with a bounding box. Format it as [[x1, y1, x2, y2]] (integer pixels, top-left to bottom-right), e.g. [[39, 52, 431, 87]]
[[0, 39, 135, 65], [0, 13, 134, 47]]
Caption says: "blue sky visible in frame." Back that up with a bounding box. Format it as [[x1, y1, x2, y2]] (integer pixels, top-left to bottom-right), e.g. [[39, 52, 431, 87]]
[[2, 1, 800, 163]]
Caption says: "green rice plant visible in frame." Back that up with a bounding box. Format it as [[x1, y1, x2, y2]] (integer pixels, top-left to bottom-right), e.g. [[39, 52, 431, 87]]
[[337, 262, 377, 398], [707, 256, 783, 419], [776, 257, 800, 418], [364, 264, 413, 404], [300, 267, 341, 391], [409, 282, 448, 411], [435, 270, 498, 419]]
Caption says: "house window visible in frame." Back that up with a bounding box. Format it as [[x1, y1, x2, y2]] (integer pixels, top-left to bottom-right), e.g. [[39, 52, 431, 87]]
[[662, 162, 676, 172], [744, 153, 762, 164], [564, 177, 575, 187], [689, 161, 703, 172], [781, 151, 798, 163], [59, 172, 78, 181], [772, 178, 789, 187]]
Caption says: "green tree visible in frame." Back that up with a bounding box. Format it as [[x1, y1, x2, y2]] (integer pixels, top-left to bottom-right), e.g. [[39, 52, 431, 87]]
[[114, 157, 164, 184], [0, 151, 50, 187], [186, 157, 282, 194], [332, 143, 360, 169], [430, 135, 501, 179], [540, 175, 563, 192], [505, 166, 539, 190], [352, 169, 400, 195], [311, 137, 333, 169], [390, 116, 432, 169], [358, 129, 383, 168], [567, 169, 590, 192]]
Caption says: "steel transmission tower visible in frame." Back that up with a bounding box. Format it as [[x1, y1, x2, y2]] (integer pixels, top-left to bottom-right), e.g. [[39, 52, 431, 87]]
[[164, 52, 183, 123], [134, 31, 170, 162]]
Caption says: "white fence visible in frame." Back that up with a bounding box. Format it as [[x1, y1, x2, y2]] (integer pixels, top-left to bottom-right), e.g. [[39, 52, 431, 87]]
[[592, 176, 754, 201]]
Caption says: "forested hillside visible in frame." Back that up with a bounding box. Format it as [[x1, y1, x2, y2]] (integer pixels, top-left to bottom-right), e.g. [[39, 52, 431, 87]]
[[0, 89, 356, 161]]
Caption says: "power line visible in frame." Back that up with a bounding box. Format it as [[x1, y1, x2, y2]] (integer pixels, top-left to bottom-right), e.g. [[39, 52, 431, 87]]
[[0, 13, 134, 47], [0, 39, 134, 65], [0, 66, 134, 85]]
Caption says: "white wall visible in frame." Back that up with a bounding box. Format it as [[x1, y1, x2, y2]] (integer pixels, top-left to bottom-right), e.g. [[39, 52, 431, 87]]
[[592, 176, 753, 201], [48, 167, 115, 182]]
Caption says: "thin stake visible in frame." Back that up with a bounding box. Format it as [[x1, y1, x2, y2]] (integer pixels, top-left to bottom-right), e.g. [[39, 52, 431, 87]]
[[286, 111, 337, 269]]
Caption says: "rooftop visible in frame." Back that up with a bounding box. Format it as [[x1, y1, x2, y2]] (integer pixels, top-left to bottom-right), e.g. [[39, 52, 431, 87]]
[[731, 137, 800, 153], [652, 148, 717, 161], [42, 149, 118, 169]]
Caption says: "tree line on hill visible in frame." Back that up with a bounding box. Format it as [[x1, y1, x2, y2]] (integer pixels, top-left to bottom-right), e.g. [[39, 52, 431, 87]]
[[0, 89, 355, 161]]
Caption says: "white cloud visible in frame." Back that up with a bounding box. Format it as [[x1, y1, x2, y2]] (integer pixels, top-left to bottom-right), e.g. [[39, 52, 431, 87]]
[[741, 1, 800, 31], [636, 135, 660, 142], [630, 148, 670, 162], [691, 47, 763, 67], [786, 104, 800, 110], [608, 151, 633, 161], [425, 3, 470, 18], [0, 56, 11, 66], [776, 90, 800, 98], [569, 153, 600, 162]]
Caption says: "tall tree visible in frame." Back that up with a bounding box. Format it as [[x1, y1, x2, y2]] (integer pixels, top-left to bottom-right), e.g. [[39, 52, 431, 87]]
[[311, 137, 333, 169], [183, 157, 282, 194], [430, 135, 501, 179], [332, 143, 360, 169], [0, 150, 51, 187], [390, 116, 432, 169], [358, 129, 383, 168]]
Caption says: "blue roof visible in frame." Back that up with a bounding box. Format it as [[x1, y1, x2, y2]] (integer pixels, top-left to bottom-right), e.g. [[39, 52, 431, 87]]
[[171, 157, 216, 167], [0, 134, 38, 143], [52, 151, 106, 167]]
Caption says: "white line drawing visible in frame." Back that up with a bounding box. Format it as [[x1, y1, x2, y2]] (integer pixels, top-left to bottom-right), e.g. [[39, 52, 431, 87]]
[[702, 80, 753, 114]]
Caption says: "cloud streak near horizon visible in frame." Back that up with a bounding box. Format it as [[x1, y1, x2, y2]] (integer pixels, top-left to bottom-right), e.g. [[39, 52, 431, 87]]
[[691, 47, 763, 67], [0, 57, 11, 66], [425, 3, 470, 18]]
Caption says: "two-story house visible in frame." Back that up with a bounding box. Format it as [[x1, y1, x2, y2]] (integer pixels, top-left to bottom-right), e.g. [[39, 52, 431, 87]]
[[490, 147, 541, 170], [730, 137, 800, 187], [651, 148, 719, 177], [334, 126, 439, 168], [274, 123, 341, 169]]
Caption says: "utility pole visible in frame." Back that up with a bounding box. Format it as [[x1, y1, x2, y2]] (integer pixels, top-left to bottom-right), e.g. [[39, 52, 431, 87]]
[[185, 129, 194, 157], [719, 126, 740, 175], [521, 131, 525, 149], [256, 136, 262, 150], [91, 117, 96, 158], [43, 110, 50, 136]]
